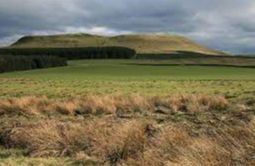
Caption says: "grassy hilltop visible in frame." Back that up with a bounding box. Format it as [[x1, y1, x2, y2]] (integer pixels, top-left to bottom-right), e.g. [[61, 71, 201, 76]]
[[10, 33, 224, 55]]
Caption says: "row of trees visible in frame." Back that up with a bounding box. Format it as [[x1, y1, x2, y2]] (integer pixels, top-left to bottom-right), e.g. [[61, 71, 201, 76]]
[[0, 55, 67, 73], [0, 47, 136, 59]]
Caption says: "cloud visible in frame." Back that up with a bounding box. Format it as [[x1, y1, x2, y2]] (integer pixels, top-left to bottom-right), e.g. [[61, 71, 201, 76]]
[[0, 0, 255, 53], [0, 34, 23, 47], [64, 26, 132, 36]]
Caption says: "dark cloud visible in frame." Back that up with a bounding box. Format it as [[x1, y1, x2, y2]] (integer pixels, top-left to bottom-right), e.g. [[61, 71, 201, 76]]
[[0, 0, 255, 54]]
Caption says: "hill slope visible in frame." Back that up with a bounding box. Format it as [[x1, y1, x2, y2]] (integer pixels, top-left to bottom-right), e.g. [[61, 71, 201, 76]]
[[11, 33, 224, 55]]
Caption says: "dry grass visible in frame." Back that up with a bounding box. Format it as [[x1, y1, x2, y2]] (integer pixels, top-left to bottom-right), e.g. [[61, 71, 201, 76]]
[[0, 95, 254, 165], [9, 120, 91, 157], [0, 94, 229, 117], [6, 119, 151, 165], [5, 118, 254, 165]]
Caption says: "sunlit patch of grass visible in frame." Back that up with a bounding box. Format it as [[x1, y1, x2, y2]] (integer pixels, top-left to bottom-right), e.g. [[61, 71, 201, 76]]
[[0, 78, 254, 100]]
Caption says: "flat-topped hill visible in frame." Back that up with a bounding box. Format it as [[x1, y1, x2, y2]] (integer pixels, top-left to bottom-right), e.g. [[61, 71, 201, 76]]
[[10, 33, 225, 55]]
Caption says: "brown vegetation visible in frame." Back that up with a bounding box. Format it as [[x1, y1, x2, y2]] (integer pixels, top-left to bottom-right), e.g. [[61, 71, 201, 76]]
[[0, 94, 229, 116], [0, 95, 254, 165]]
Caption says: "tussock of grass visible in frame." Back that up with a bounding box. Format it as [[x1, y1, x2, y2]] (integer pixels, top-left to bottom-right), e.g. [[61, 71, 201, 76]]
[[7, 119, 151, 165], [9, 120, 92, 157]]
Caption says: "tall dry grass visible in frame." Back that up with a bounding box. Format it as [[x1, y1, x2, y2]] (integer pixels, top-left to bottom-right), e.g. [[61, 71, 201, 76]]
[[3, 118, 255, 165], [0, 94, 229, 116], [7, 118, 152, 165], [0, 95, 254, 165]]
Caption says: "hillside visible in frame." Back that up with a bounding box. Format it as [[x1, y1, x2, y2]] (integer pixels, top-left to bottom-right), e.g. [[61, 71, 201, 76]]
[[10, 33, 225, 55]]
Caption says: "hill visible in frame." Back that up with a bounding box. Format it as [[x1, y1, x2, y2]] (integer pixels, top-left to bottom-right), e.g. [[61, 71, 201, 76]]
[[10, 33, 225, 55]]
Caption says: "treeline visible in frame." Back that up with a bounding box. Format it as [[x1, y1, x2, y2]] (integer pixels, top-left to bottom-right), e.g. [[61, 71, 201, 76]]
[[0, 55, 67, 73], [0, 47, 136, 60]]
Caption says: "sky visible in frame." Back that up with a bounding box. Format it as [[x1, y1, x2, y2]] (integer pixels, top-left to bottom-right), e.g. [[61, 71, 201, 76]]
[[0, 0, 255, 54]]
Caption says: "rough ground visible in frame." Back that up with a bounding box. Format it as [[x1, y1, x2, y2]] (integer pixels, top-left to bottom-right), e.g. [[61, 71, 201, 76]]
[[0, 95, 254, 166]]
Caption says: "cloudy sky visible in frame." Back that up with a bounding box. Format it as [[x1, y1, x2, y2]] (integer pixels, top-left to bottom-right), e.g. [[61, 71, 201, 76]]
[[0, 0, 255, 54]]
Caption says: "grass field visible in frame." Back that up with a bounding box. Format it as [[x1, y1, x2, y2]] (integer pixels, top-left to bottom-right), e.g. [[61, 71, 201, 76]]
[[0, 59, 255, 165], [0, 60, 254, 99]]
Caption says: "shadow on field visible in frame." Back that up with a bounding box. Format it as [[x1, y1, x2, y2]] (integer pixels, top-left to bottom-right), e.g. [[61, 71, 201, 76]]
[[124, 63, 255, 68]]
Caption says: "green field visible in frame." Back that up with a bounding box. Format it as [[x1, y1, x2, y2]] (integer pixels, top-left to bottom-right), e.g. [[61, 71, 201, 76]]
[[0, 60, 254, 99]]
